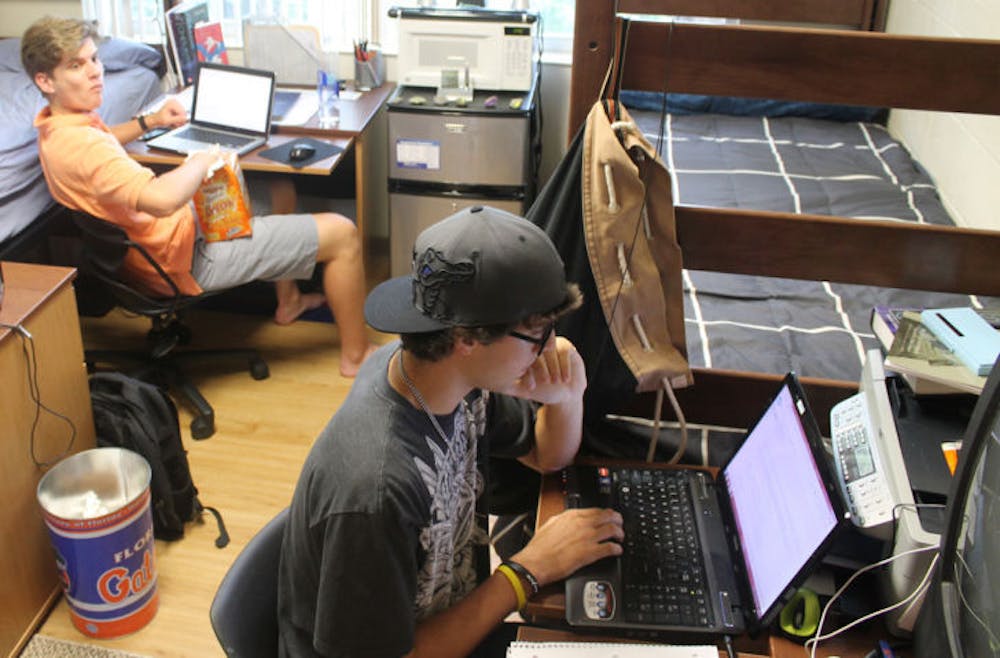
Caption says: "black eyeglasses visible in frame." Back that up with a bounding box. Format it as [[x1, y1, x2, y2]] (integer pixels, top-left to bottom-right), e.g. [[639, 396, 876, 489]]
[[508, 322, 555, 355]]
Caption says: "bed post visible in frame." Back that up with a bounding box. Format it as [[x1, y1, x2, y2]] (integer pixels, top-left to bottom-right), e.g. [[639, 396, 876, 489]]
[[869, 0, 889, 31], [567, 0, 614, 142]]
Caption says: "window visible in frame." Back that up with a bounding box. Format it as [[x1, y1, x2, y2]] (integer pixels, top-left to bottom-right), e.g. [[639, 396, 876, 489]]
[[85, 0, 361, 51], [82, 0, 165, 44], [86, 0, 574, 56]]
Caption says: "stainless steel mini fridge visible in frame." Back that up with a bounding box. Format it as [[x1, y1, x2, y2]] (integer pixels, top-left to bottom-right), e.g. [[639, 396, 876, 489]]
[[387, 84, 538, 277]]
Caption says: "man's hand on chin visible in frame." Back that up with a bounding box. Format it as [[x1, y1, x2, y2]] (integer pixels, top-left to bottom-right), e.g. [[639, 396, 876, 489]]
[[498, 336, 587, 406]]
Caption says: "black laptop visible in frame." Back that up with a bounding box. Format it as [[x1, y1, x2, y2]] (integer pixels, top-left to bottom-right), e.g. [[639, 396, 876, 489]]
[[147, 63, 275, 156], [564, 373, 848, 636]]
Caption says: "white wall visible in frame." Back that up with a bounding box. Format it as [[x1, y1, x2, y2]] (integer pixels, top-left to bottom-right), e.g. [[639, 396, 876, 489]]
[[886, 0, 1000, 231], [0, 0, 81, 36]]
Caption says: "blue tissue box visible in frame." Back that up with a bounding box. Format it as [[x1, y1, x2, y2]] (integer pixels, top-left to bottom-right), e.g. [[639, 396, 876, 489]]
[[921, 307, 1000, 376]]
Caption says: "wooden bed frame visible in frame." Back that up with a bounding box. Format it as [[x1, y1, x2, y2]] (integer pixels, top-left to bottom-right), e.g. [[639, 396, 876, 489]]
[[568, 0, 1000, 434]]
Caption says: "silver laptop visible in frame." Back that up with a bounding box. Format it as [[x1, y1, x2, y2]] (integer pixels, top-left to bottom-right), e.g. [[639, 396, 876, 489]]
[[147, 63, 276, 156], [564, 373, 849, 637]]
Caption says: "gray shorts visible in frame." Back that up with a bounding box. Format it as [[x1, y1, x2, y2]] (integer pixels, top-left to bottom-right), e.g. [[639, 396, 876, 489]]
[[190, 213, 318, 292]]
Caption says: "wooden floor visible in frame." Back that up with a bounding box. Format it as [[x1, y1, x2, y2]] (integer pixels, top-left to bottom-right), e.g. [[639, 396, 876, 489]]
[[33, 251, 394, 657]]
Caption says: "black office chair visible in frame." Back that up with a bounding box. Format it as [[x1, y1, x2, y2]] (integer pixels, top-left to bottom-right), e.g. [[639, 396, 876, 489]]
[[210, 507, 288, 658], [67, 208, 269, 439]]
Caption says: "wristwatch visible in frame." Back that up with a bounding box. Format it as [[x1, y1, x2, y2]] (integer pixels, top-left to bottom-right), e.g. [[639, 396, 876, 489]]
[[135, 114, 150, 132]]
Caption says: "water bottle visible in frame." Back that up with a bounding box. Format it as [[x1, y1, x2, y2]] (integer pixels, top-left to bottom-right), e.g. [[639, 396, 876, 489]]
[[317, 70, 339, 128]]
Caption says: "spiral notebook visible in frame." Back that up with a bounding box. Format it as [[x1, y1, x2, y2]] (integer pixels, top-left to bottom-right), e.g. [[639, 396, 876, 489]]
[[507, 642, 715, 657]]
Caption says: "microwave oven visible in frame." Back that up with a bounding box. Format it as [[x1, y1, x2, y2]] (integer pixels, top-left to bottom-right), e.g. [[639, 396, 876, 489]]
[[390, 7, 538, 92]]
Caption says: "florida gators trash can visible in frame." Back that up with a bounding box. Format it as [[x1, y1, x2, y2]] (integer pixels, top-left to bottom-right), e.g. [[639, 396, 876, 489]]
[[37, 447, 158, 638]]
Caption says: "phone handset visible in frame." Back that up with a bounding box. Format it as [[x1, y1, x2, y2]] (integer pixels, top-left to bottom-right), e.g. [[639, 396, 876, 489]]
[[830, 393, 896, 536]]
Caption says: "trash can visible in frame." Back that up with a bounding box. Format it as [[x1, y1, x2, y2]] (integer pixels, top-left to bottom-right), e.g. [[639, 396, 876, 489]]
[[37, 447, 158, 638]]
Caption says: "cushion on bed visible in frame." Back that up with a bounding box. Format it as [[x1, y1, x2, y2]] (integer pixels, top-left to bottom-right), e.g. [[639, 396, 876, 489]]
[[0, 37, 160, 73], [0, 38, 21, 71], [97, 38, 162, 72], [620, 90, 887, 124]]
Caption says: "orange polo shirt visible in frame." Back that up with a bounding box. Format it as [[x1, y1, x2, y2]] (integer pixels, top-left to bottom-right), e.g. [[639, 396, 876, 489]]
[[35, 108, 201, 296]]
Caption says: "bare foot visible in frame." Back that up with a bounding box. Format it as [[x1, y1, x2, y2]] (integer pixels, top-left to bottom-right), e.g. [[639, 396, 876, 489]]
[[340, 343, 379, 378], [274, 292, 326, 325]]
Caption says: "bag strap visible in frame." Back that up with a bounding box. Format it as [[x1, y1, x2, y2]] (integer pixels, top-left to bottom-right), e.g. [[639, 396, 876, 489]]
[[199, 501, 231, 549], [599, 17, 631, 123]]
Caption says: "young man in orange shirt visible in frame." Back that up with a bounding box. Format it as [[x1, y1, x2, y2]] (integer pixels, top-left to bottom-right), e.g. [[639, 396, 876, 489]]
[[22, 16, 375, 376]]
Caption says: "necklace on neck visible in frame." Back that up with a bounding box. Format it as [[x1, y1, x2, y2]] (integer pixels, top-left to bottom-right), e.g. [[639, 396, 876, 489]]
[[396, 348, 452, 444]]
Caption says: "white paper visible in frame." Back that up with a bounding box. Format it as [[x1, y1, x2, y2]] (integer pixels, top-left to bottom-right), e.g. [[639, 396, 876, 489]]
[[396, 139, 440, 170], [506, 641, 718, 658], [272, 89, 318, 126]]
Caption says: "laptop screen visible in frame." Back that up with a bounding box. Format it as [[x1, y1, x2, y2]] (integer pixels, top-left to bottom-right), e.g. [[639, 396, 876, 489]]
[[192, 64, 274, 134], [722, 380, 840, 619]]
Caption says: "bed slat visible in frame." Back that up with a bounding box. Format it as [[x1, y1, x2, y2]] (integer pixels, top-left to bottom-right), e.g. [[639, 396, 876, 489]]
[[621, 23, 1000, 116], [615, 369, 857, 437], [676, 208, 1000, 297], [570, 10, 1000, 136], [618, 0, 878, 29]]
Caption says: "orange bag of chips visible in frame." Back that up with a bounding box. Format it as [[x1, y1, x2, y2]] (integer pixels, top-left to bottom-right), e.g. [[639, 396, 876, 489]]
[[192, 151, 252, 242]]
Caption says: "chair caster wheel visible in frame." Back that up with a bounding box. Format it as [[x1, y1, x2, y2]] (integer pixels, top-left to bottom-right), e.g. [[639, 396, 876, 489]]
[[191, 414, 215, 440], [250, 358, 270, 380]]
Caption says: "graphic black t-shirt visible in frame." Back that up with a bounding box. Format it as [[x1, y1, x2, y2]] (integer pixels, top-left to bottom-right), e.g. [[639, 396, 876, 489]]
[[278, 343, 534, 658]]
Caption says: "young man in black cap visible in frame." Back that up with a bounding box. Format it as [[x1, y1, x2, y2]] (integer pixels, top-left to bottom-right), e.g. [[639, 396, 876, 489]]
[[278, 206, 624, 657]]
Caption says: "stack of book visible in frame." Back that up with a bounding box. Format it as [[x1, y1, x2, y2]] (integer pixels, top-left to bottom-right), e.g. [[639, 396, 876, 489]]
[[166, 1, 209, 87], [872, 306, 1000, 395]]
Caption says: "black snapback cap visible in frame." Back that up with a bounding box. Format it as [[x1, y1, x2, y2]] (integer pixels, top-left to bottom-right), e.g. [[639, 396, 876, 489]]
[[364, 205, 568, 333]]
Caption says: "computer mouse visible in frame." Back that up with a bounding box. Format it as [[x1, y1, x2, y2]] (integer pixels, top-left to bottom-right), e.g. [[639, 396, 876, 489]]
[[288, 143, 316, 162]]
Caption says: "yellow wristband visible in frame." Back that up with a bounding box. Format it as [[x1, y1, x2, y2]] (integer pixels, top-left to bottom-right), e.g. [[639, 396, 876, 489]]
[[496, 563, 527, 611]]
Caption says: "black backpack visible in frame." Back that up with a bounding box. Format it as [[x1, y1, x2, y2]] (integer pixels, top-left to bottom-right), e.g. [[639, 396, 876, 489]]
[[90, 372, 229, 548]]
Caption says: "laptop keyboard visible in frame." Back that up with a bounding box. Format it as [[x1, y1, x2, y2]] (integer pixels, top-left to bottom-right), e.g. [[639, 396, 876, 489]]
[[174, 126, 255, 149], [614, 468, 715, 627]]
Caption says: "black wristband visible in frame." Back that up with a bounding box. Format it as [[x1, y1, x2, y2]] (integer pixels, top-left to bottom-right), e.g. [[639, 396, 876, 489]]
[[503, 560, 540, 596], [136, 114, 149, 132]]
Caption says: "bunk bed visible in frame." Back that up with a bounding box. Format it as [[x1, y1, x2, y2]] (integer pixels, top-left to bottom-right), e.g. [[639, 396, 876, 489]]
[[566, 0, 1000, 448]]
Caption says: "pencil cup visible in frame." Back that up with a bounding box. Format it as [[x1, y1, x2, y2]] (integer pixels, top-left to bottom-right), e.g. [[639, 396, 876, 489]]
[[355, 50, 384, 90]]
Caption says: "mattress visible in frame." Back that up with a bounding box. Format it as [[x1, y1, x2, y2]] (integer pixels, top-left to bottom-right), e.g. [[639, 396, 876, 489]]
[[625, 108, 985, 387]]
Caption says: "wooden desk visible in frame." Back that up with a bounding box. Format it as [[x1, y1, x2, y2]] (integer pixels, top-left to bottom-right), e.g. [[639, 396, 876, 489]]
[[125, 133, 352, 177], [273, 82, 396, 248], [528, 467, 891, 658], [127, 82, 395, 245], [0, 262, 96, 658]]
